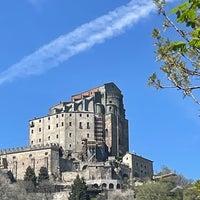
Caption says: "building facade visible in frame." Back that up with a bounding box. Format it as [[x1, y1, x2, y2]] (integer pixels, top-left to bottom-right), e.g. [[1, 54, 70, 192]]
[[122, 153, 153, 180], [29, 82, 129, 160]]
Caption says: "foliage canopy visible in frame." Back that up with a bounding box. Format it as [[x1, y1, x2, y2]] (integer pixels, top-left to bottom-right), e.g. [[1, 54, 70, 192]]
[[69, 175, 90, 200], [149, 0, 200, 105]]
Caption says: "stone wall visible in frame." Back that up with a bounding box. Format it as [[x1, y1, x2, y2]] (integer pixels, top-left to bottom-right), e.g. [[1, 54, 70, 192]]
[[0, 144, 60, 180]]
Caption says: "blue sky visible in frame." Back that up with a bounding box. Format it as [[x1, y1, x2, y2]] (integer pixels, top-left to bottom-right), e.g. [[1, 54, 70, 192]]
[[0, 0, 199, 180]]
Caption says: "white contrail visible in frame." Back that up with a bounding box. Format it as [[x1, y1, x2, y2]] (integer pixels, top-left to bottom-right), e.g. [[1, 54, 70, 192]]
[[0, 0, 156, 85]]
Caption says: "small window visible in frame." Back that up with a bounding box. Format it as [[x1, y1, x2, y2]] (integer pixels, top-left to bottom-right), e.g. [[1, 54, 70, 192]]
[[87, 133, 89, 138], [62, 114, 64, 117], [39, 119, 41, 123], [13, 156, 16, 159], [56, 134, 59, 139], [39, 128, 41, 132], [80, 114, 82, 117], [48, 136, 50, 140], [87, 114, 89, 117], [69, 144, 72, 148], [31, 129, 34, 134], [69, 133, 72, 137], [31, 141, 33, 145], [69, 113, 72, 117], [39, 138, 41, 142], [56, 115, 58, 118], [79, 122, 82, 129], [48, 125, 50, 130], [109, 100, 112, 103], [61, 122, 64, 126], [48, 116, 50, 120], [87, 122, 90, 129], [45, 152, 48, 155], [69, 122, 72, 126], [56, 123, 59, 128]]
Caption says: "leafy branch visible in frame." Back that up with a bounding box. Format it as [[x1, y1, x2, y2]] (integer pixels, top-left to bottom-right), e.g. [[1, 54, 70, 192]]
[[149, 0, 200, 105]]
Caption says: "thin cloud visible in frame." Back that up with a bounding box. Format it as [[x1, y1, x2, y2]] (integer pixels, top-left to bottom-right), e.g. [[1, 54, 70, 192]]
[[0, 0, 156, 85], [27, 0, 47, 9]]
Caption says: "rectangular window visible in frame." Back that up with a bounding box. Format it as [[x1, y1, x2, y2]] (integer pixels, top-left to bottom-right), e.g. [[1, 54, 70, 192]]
[[61, 122, 64, 126], [56, 123, 59, 128], [69, 122, 72, 126], [79, 122, 82, 129], [87, 122, 90, 129], [39, 128, 41, 132]]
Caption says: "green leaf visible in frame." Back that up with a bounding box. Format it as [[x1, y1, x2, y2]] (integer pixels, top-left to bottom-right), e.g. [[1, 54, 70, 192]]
[[170, 41, 187, 53]]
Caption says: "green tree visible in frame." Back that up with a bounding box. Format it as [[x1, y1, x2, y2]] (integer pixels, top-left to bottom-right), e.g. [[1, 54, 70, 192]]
[[24, 166, 37, 191], [148, 0, 200, 105], [69, 175, 90, 200], [135, 166, 195, 200], [37, 166, 55, 199], [136, 181, 173, 200], [38, 166, 49, 183], [183, 184, 199, 200], [7, 170, 16, 183]]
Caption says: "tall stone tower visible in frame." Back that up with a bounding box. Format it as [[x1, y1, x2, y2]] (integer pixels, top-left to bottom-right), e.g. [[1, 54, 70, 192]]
[[29, 82, 129, 160]]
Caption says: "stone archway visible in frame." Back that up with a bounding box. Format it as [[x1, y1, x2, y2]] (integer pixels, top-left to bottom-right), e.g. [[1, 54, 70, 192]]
[[109, 183, 114, 190], [116, 183, 121, 189], [102, 183, 107, 189]]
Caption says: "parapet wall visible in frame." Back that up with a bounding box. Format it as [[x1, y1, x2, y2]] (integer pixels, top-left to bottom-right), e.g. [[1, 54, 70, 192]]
[[0, 143, 60, 155]]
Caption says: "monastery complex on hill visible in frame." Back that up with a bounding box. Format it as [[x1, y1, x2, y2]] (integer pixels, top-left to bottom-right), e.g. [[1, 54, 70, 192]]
[[0, 82, 153, 190]]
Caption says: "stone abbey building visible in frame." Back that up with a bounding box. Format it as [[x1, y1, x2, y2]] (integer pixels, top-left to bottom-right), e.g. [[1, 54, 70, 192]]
[[0, 82, 153, 189]]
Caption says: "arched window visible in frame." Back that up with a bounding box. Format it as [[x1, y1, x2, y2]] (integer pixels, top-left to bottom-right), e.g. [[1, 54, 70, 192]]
[[102, 183, 107, 189], [109, 183, 114, 189], [116, 184, 121, 189]]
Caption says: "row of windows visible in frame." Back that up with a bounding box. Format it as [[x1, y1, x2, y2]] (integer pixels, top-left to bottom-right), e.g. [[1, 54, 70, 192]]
[[31, 134, 59, 144], [31, 132, 90, 144], [31, 140, 72, 149], [68, 133, 90, 138], [37, 113, 90, 122], [135, 162, 147, 169], [31, 122, 91, 133]]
